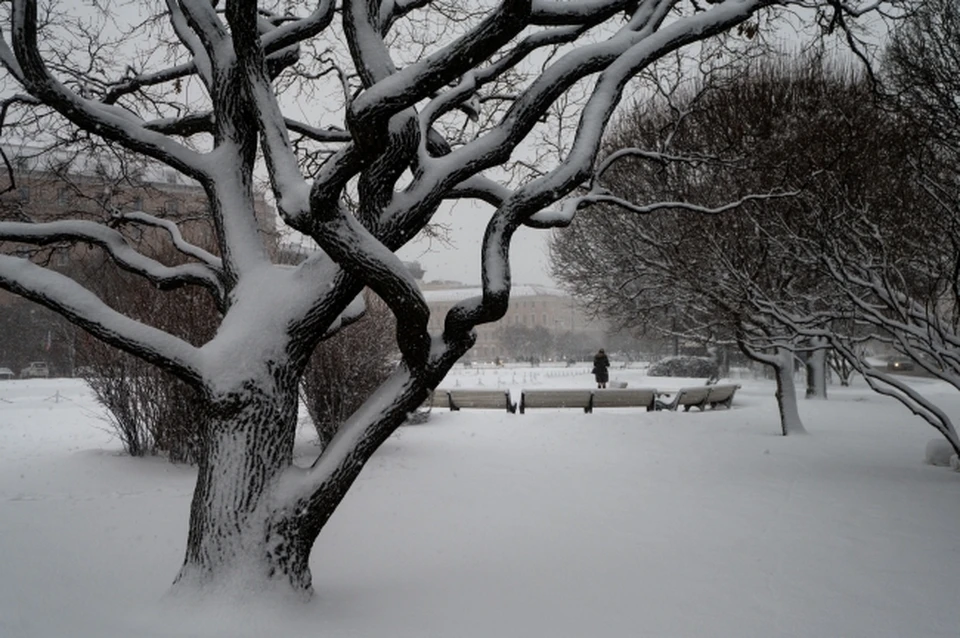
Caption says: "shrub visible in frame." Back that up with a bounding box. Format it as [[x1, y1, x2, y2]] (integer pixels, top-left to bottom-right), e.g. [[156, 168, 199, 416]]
[[74, 250, 218, 463], [78, 348, 204, 463], [300, 293, 398, 449], [647, 355, 719, 379]]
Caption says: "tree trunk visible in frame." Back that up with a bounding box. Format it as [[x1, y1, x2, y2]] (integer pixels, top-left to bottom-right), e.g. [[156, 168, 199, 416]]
[[171, 371, 312, 597], [804, 339, 828, 400], [774, 348, 807, 436]]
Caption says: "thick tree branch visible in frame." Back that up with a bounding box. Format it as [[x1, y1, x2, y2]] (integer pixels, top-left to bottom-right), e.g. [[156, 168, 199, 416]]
[[0, 254, 202, 384], [0, 219, 225, 301]]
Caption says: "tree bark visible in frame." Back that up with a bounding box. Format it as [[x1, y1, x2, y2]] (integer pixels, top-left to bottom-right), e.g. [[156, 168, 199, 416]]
[[804, 338, 828, 400], [774, 348, 807, 436], [171, 369, 311, 597]]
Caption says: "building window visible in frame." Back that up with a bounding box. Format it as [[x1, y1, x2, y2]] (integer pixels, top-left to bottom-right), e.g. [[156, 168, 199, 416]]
[[164, 199, 179, 214], [18, 186, 30, 202], [132, 197, 143, 211], [57, 188, 69, 206]]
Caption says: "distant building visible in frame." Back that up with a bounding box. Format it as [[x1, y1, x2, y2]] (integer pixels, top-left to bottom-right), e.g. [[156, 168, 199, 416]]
[[0, 144, 276, 265], [420, 280, 606, 361], [0, 144, 278, 374]]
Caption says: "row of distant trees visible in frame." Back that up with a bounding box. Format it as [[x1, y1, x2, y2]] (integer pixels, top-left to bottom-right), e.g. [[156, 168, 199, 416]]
[[551, 0, 960, 453]]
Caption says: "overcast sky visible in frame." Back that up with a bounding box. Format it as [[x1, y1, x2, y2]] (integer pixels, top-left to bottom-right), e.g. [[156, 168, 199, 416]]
[[397, 199, 555, 287], [38, 3, 887, 292]]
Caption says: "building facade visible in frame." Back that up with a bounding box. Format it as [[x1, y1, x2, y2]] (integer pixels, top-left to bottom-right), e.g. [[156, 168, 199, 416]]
[[0, 145, 277, 375], [420, 281, 607, 362]]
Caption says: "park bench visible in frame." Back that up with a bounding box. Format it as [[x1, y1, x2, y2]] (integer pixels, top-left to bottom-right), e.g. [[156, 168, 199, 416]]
[[703, 383, 740, 409], [658, 383, 740, 411], [519, 389, 594, 414], [426, 388, 516, 413], [448, 388, 517, 413], [590, 388, 658, 412], [427, 389, 454, 409]]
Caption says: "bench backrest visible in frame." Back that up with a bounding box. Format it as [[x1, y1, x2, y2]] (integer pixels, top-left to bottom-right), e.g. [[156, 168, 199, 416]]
[[449, 389, 513, 411], [674, 386, 712, 406], [591, 388, 657, 410], [521, 389, 593, 410], [427, 389, 452, 409], [706, 384, 739, 403]]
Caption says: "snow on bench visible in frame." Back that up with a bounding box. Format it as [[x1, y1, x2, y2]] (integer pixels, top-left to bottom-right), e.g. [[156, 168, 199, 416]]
[[703, 384, 740, 410], [659, 384, 740, 411], [591, 388, 658, 412]]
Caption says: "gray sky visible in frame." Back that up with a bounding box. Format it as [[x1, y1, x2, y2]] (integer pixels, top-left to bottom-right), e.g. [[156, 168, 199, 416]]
[[397, 199, 556, 287]]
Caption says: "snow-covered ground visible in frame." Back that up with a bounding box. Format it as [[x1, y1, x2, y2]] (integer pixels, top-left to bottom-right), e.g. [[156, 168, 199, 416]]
[[0, 366, 957, 638]]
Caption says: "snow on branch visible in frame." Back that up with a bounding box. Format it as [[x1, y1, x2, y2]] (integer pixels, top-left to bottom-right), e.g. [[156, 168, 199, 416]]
[[276, 366, 422, 508], [347, 1, 529, 140], [228, 2, 312, 226], [314, 205, 430, 366], [259, 0, 336, 54], [118, 212, 223, 270], [284, 119, 351, 143], [172, 0, 227, 67], [161, 0, 213, 89], [0, 220, 225, 302], [0, 254, 202, 383], [548, 190, 800, 224], [530, 1, 635, 24]]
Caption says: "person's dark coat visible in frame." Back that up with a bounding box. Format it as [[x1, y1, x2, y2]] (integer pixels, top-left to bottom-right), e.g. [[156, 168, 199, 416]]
[[592, 350, 610, 384]]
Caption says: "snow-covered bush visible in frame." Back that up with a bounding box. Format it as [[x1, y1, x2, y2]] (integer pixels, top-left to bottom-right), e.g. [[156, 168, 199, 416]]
[[924, 438, 956, 467], [647, 356, 719, 379]]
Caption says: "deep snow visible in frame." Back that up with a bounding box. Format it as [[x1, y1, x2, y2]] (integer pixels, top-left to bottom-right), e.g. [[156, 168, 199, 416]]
[[0, 365, 957, 638]]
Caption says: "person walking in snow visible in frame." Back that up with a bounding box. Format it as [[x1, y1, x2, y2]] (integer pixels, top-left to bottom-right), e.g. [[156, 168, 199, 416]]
[[592, 348, 610, 389]]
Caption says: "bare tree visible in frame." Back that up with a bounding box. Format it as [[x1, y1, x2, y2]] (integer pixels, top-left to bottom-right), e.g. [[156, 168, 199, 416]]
[[551, 57, 908, 435], [739, 0, 960, 458], [0, 0, 900, 598], [753, 197, 960, 456]]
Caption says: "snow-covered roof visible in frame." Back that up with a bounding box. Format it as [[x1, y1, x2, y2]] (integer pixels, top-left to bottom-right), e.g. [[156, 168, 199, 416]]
[[421, 284, 565, 302]]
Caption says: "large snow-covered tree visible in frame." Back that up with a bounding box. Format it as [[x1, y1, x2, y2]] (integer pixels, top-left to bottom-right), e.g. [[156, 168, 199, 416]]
[[551, 58, 900, 435], [0, 0, 900, 597]]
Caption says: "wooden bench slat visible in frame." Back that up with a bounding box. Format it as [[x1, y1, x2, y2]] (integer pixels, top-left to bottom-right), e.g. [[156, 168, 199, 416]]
[[448, 389, 516, 413], [427, 389, 453, 409]]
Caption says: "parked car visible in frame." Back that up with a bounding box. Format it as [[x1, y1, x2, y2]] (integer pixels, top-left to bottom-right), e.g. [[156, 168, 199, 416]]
[[0, 367, 14, 380], [20, 361, 50, 378], [886, 357, 915, 372]]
